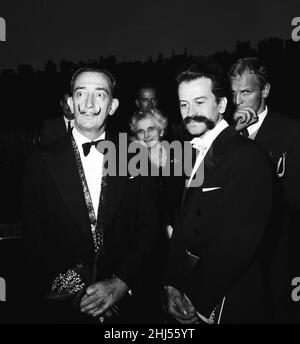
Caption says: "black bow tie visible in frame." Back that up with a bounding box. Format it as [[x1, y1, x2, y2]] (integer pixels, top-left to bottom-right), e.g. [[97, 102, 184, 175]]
[[82, 139, 104, 156]]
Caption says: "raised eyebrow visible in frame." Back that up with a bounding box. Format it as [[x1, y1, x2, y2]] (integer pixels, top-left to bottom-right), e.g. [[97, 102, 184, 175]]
[[194, 96, 208, 100], [73, 87, 110, 94], [95, 87, 110, 94], [74, 87, 87, 92]]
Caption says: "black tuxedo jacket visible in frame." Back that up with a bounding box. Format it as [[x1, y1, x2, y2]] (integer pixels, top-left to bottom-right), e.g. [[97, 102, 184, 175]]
[[254, 111, 300, 322], [255, 111, 300, 212], [40, 117, 68, 145], [22, 133, 161, 322], [165, 126, 273, 323]]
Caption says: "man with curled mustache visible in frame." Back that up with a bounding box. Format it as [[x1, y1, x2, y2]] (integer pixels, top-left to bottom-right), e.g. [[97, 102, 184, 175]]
[[23, 68, 161, 323]]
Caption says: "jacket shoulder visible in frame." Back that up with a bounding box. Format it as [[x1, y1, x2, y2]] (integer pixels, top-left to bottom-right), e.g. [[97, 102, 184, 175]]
[[230, 132, 271, 164], [268, 111, 300, 132]]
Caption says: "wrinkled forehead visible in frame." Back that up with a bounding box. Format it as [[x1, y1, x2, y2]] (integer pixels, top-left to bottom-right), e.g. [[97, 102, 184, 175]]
[[73, 71, 112, 93], [136, 116, 156, 129], [231, 71, 260, 90], [139, 88, 157, 99]]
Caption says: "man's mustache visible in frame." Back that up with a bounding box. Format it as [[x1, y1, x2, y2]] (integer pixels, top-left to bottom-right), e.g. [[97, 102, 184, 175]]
[[183, 115, 215, 130], [78, 104, 101, 116]]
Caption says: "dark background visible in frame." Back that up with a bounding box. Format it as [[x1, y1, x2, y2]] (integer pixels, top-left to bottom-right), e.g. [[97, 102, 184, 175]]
[[1, 0, 299, 222], [0, 0, 300, 323], [0, 0, 297, 70], [0, 0, 300, 130]]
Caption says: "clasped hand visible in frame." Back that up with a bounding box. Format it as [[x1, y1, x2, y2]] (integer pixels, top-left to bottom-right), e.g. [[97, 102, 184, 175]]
[[166, 286, 200, 324], [80, 276, 128, 318], [234, 106, 258, 131]]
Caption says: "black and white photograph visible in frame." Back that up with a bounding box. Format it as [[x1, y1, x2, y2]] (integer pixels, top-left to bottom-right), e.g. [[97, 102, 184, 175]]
[[0, 0, 300, 326]]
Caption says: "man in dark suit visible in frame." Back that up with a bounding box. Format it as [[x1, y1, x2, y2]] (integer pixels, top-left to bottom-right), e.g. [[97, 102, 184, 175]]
[[165, 61, 273, 324], [40, 93, 74, 145], [229, 57, 300, 323], [23, 68, 161, 323]]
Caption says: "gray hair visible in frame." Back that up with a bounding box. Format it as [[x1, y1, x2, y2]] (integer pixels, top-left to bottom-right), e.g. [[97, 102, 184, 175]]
[[129, 108, 168, 136]]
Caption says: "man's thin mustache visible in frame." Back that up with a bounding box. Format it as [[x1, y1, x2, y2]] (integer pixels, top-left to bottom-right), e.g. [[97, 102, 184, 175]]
[[78, 104, 101, 116], [184, 115, 215, 130]]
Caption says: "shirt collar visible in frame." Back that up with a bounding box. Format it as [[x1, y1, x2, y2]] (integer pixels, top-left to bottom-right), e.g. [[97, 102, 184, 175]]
[[247, 106, 268, 136], [190, 119, 229, 149], [72, 125, 106, 148], [64, 116, 74, 126]]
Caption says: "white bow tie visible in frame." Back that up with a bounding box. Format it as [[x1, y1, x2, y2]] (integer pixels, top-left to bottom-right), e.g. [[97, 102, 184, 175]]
[[190, 137, 208, 155]]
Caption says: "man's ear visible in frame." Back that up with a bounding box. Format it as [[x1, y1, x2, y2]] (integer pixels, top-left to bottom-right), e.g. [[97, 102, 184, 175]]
[[135, 99, 139, 108], [109, 98, 119, 116], [218, 97, 228, 114], [67, 96, 74, 114], [262, 83, 270, 99]]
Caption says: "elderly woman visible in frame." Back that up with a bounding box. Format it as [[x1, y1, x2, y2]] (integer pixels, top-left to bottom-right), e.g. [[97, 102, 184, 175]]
[[129, 108, 168, 169], [129, 108, 186, 322], [129, 108, 185, 238]]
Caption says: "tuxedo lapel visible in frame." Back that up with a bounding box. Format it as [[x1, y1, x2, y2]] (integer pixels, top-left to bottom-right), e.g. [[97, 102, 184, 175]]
[[254, 112, 294, 162], [179, 143, 198, 213], [43, 136, 93, 242], [180, 126, 238, 218], [196, 126, 238, 186], [102, 175, 127, 230], [99, 133, 128, 231], [254, 112, 275, 153]]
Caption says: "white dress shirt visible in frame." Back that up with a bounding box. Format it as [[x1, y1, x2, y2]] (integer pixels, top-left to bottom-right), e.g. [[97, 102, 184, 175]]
[[247, 106, 268, 138], [188, 119, 229, 187], [72, 126, 104, 217]]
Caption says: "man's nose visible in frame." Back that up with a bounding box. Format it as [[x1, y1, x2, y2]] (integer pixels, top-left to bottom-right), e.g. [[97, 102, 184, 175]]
[[146, 99, 154, 109], [85, 94, 94, 108], [188, 104, 197, 117], [234, 93, 242, 106]]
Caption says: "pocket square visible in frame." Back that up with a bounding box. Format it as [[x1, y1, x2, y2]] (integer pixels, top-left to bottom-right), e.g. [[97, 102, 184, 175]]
[[202, 187, 222, 192], [128, 175, 136, 180]]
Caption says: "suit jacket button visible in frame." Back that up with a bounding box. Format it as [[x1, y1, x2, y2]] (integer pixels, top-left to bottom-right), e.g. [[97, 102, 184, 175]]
[[196, 209, 202, 216], [194, 229, 200, 235]]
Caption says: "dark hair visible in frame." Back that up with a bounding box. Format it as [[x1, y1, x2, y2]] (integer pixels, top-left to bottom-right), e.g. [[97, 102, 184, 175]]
[[176, 59, 228, 103], [60, 93, 73, 120], [136, 83, 158, 98], [229, 57, 270, 89], [70, 67, 117, 96]]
